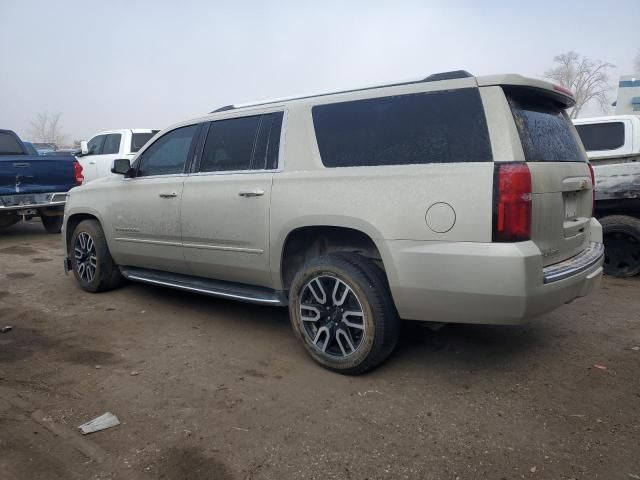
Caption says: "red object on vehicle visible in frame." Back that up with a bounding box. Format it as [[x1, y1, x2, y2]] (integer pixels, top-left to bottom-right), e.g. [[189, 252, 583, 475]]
[[553, 84, 574, 98], [73, 160, 84, 185], [493, 163, 532, 242], [588, 163, 596, 215]]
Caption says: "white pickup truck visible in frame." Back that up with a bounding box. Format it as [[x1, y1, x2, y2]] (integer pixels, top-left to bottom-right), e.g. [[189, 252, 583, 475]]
[[77, 129, 158, 183], [574, 115, 640, 277]]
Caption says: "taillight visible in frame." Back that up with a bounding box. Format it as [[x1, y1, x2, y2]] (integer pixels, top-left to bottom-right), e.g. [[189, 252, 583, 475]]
[[493, 163, 532, 242], [73, 161, 84, 185], [588, 163, 595, 215]]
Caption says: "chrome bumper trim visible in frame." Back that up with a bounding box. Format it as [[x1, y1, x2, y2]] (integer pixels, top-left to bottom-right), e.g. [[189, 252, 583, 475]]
[[0, 192, 68, 211], [543, 242, 605, 284]]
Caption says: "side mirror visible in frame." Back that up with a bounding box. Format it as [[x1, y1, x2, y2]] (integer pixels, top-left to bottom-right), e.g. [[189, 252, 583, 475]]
[[80, 141, 89, 156], [111, 158, 133, 176]]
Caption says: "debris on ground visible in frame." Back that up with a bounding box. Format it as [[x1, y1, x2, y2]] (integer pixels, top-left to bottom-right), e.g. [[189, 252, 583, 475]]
[[0, 325, 13, 333], [78, 412, 120, 435], [593, 364, 608, 370], [632, 346, 640, 351], [130, 371, 140, 376]]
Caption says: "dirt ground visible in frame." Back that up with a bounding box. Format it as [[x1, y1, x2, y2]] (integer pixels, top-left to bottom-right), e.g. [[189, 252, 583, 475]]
[[0, 220, 639, 480]]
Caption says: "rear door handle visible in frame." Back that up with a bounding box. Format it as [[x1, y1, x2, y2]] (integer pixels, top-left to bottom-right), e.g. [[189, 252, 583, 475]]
[[238, 189, 265, 197], [159, 192, 178, 198]]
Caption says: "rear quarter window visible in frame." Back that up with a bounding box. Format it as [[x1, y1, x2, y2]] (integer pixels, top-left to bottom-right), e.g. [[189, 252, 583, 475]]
[[505, 87, 586, 162], [312, 88, 493, 167], [574, 122, 625, 151]]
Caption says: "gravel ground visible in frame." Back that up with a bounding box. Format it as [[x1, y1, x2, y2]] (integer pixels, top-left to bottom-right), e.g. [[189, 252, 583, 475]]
[[1, 220, 639, 480]]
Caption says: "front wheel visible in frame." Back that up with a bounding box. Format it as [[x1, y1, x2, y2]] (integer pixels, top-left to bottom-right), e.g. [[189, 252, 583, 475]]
[[289, 252, 399, 375], [70, 219, 122, 292]]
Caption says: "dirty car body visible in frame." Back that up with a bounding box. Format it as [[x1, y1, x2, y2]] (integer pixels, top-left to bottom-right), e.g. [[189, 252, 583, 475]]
[[62, 72, 604, 373]]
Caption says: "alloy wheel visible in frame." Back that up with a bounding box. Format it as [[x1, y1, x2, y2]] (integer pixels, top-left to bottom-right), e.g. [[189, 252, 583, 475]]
[[299, 275, 367, 358], [74, 232, 97, 283]]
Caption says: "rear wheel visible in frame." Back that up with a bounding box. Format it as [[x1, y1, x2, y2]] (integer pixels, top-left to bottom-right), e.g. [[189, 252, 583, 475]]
[[289, 252, 399, 375], [70, 219, 122, 292], [0, 214, 20, 230], [600, 215, 640, 278], [41, 214, 63, 234]]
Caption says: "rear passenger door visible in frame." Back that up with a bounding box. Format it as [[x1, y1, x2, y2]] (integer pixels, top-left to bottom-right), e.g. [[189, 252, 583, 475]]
[[181, 111, 284, 288]]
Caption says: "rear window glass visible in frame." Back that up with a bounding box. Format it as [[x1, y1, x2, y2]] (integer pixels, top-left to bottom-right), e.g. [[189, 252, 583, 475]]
[[575, 122, 625, 151], [131, 132, 157, 153], [0, 132, 24, 155], [506, 87, 586, 162], [312, 88, 493, 167]]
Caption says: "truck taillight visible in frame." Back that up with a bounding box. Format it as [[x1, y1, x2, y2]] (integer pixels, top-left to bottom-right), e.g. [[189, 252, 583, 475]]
[[73, 161, 84, 185], [493, 163, 532, 242], [588, 163, 595, 215]]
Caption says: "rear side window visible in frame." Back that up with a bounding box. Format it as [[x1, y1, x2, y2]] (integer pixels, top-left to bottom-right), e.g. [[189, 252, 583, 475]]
[[252, 112, 284, 170], [102, 134, 121, 154], [131, 132, 158, 153], [137, 125, 198, 177], [312, 88, 492, 167], [0, 132, 24, 155], [505, 87, 586, 162], [198, 112, 283, 172], [575, 122, 625, 151]]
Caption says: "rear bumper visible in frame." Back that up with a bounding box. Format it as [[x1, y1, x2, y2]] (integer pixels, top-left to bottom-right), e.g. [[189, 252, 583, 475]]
[[0, 192, 68, 212], [384, 234, 604, 325]]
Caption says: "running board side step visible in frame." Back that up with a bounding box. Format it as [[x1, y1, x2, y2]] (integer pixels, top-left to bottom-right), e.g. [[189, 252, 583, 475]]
[[119, 267, 288, 306]]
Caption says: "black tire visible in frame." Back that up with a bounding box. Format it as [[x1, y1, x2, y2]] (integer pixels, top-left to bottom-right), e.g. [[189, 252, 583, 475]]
[[0, 215, 20, 230], [289, 252, 399, 375], [600, 215, 640, 278], [41, 215, 63, 234], [70, 219, 122, 292]]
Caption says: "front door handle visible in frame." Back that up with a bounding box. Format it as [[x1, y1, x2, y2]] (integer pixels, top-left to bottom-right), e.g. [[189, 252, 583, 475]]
[[159, 192, 178, 198], [238, 189, 265, 197]]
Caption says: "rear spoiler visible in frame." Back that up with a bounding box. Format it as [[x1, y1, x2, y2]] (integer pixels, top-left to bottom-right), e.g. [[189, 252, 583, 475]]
[[477, 74, 576, 109]]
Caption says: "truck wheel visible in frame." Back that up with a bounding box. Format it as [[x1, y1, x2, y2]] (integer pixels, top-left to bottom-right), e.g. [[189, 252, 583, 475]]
[[289, 252, 399, 375], [0, 214, 20, 230], [70, 219, 122, 292], [41, 215, 63, 234], [600, 215, 640, 278]]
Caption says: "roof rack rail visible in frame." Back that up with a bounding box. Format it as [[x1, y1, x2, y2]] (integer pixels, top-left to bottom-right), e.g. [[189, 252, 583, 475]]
[[423, 70, 473, 82], [211, 105, 235, 113], [209, 70, 475, 113]]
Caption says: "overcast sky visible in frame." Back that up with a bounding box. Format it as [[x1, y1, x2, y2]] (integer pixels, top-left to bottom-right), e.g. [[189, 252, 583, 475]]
[[1, 0, 638, 143]]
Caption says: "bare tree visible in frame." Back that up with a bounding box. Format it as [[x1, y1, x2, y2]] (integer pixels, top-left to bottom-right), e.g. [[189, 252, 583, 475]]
[[544, 51, 614, 118], [29, 112, 67, 146]]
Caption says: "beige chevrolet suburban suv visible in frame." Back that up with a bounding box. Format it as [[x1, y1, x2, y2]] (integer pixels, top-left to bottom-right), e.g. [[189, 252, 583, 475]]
[[62, 71, 604, 374]]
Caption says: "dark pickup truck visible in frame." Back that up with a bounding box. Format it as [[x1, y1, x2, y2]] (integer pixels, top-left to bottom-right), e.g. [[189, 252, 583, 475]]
[[1, 129, 83, 233]]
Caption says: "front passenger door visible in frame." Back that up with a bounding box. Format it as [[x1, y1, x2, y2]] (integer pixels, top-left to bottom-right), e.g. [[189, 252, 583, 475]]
[[106, 124, 200, 274]]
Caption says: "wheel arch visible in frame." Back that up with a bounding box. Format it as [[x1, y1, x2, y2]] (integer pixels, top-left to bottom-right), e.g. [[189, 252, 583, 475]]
[[64, 210, 104, 255], [275, 219, 396, 292]]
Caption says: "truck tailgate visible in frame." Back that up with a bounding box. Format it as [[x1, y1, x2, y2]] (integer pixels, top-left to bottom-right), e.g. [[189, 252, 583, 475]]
[[0, 155, 77, 195]]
